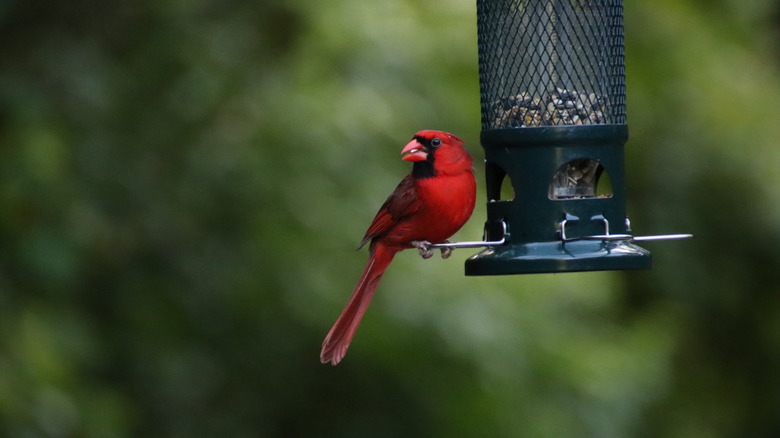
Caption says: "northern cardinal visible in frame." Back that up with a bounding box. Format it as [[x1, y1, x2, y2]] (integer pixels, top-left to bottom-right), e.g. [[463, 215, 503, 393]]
[[320, 130, 476, 365]]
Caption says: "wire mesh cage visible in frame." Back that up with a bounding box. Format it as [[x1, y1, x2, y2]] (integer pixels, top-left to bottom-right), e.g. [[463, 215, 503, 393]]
[[478, 0, 626, 129]]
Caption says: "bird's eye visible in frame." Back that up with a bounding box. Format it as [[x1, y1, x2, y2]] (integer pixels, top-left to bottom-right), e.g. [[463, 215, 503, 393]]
[[430, 138, 442, 148]]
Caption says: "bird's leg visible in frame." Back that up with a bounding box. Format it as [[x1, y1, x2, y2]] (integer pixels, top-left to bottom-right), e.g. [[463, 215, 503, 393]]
[[439, 241, 453, 259], [410, 240, 434, 259]]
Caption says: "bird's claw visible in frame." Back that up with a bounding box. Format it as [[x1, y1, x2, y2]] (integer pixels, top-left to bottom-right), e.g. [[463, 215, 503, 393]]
[[411, 240, 434, 259], [411, 240, 453, 259], [439, 242, 453, 259]]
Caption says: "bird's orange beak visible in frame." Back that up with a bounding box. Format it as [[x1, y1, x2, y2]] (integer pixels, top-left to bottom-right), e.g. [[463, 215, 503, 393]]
[[401, 139, 428, 162]]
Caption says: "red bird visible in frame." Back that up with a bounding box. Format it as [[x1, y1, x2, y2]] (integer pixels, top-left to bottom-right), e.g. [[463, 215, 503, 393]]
[[320, 130, 476, 365]]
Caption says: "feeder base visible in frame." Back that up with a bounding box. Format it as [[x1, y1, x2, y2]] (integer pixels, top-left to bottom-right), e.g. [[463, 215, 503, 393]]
[[464, 240, 651, 275]]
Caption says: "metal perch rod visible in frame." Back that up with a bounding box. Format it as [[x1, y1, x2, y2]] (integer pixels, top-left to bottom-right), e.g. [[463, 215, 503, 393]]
[[429, 221, 691, 249]]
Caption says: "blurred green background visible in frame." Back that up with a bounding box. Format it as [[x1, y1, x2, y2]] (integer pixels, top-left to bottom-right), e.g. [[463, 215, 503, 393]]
[[1, 0, 779, 436]]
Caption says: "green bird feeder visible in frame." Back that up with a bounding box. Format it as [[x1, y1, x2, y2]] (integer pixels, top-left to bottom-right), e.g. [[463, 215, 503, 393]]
[[433, 0, 690, 275]]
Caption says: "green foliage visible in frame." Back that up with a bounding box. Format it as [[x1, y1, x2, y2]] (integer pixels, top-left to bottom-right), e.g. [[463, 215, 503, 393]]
[[0, 0, 779, 437]]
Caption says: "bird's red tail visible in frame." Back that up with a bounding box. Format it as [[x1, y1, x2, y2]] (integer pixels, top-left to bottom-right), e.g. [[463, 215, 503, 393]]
[[320, 244, 396, 365]]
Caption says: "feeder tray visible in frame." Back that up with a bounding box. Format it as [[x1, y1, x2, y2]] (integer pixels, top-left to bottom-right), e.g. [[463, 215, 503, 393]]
[[433, 0, 690, 275]]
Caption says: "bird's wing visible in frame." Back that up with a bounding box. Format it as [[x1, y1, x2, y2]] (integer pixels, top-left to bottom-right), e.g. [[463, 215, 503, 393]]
[[358, 174, 422, 249]]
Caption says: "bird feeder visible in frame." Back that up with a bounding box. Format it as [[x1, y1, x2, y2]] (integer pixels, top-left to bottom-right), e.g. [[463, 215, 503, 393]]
[[432, 0, 689, 275]]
